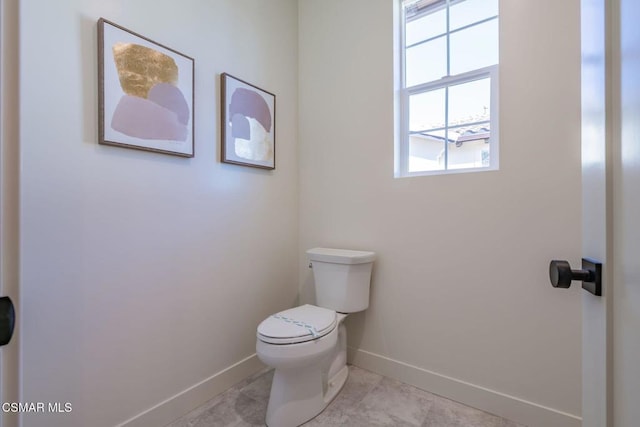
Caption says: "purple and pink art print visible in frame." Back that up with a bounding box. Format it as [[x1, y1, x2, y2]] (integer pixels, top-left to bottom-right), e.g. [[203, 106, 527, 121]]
[[98, 19, 194, 157], [221, 73, 275, 169]]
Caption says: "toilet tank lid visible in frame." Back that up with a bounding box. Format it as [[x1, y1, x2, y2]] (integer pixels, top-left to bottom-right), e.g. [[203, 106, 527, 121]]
[[306, 247, 376, 264]]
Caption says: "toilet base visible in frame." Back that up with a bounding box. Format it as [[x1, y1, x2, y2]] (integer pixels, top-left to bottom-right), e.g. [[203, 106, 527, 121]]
[[264, 322, 348, 427], [265, 364, 348, 427]]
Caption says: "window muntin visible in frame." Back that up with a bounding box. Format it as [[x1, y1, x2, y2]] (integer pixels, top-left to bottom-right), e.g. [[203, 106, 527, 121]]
[[399, 0, 499, 176]]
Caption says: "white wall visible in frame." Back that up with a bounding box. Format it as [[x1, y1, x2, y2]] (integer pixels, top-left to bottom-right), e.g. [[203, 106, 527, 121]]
[[19, 1, 298, 426], [298, 1, 583, 425]]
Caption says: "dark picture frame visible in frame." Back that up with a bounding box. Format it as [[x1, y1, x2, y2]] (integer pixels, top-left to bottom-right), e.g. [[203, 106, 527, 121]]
[[98, 18, 195, 157], [221, 73, 276, 169]]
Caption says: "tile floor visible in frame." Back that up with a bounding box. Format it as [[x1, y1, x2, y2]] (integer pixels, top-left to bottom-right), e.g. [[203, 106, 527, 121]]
[[166, 366, 525, 427]]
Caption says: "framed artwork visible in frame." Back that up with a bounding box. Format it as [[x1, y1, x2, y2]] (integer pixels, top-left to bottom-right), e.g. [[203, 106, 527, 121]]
[[98, 18, 194, 157], [221, 73, 276, 169]]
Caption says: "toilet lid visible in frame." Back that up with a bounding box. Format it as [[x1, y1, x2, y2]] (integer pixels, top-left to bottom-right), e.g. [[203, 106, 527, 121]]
[[257, 304, 337, 344]]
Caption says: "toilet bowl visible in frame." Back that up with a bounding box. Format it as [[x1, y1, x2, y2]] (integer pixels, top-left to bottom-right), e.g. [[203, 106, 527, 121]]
[[256, 248, 375, 427], [257, 305, 348, 427]]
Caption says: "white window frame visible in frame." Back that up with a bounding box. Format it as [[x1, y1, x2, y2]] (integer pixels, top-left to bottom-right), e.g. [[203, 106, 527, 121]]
[[396, 0, 499, 178]]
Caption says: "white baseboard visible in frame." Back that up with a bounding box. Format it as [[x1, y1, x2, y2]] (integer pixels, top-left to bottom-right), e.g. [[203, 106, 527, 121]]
[[117, 354, 265, 427], [115, 348, 580, 427], [347, 347, 581, 427]]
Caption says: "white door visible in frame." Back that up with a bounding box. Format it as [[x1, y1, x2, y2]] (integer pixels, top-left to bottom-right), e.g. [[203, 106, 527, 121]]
[[613, 0, 640, 424], [581, 0, 640, 426], [580, 0, 611, 425]]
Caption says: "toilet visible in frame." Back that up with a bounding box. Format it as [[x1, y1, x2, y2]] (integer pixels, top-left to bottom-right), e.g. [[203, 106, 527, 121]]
[[256, 247, 375, 427]]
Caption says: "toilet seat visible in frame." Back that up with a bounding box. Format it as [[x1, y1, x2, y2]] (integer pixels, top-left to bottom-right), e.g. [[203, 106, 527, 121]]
[[257, 304, 337, 345]]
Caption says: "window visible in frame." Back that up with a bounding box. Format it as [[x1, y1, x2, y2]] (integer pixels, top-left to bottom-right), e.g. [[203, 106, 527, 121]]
[[397, 0, 499, 176]]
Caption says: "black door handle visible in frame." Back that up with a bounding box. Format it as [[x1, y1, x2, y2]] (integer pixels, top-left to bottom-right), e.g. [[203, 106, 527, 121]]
[[549, 259, 602, 296], [0, 296, 15, 346]]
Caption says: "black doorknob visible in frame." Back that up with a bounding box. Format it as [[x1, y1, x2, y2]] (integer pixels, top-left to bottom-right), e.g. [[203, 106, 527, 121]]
[[549, 259, 602, 296], [0, 296, 15, 346]]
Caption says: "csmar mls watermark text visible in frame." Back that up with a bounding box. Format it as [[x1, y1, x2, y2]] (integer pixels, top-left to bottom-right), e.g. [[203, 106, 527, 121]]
[[2, 402, 72, 413]]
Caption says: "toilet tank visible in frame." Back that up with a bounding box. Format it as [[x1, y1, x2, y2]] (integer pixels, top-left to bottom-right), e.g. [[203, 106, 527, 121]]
[[307, 248, 375, 313]]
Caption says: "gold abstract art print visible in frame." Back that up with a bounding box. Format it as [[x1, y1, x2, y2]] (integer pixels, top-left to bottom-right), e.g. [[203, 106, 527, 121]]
[[98, 18, 194, 157]]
